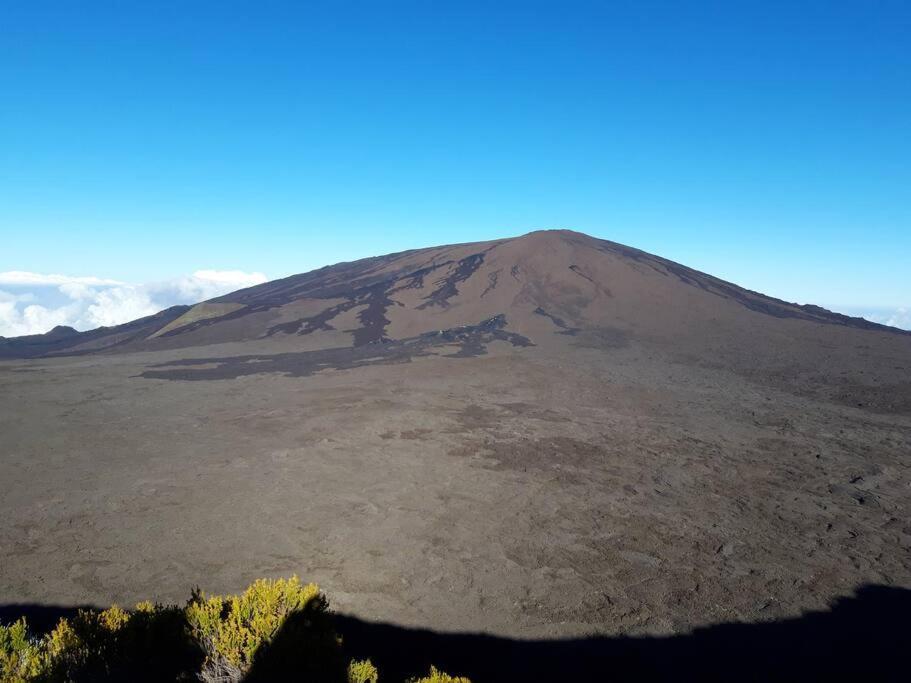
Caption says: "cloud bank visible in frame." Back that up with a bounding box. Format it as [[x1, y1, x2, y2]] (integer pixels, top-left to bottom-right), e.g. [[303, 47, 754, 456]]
[[861, 307, 911, 331], [0, 270, 268, 338]]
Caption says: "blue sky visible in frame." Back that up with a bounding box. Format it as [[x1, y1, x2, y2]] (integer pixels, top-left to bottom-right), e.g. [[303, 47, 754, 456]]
[[1, 1, 909, 334]]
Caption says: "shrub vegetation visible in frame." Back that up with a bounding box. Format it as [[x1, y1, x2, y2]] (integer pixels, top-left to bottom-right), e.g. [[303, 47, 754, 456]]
[[406, 666, 472, 683], [0, 577, 468, 683]]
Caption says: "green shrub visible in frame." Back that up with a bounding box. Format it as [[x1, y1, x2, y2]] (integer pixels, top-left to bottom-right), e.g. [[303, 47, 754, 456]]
[[5, 602, 201, 682], [0, 618, 45, 682], [186, 576, 324, 680], [347, 658, 380, 683], [188, 576, 349, 683], [408, 665, 472, 683], [0, 577, 464, 683], [1, 604, 195, 683]]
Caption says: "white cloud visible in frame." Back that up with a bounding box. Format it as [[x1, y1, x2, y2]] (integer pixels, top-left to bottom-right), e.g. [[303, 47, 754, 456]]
[[160, 270, 269, 303], [0, 300, 82, 338], [862, 306, 911, 331], [0, 289, 35, 303], [0, 270, 268, 338], [58, 282, 96, 300], [84, 287, 160, 328], [888, 308, 911, 330]]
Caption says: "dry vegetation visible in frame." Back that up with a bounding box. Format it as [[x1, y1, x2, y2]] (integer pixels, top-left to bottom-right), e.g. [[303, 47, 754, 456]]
[[0, 577, 468, 683]]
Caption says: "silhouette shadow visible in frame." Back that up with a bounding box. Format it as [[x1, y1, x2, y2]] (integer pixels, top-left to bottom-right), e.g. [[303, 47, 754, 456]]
[[2, 584, 907, 682], [0, 603, 91, 632], [329, 584, 909, 682]]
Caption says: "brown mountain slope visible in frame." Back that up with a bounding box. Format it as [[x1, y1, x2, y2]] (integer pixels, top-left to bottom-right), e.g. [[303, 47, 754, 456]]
[[1, 230, 902, 361], [128, 228, 911, 347], [0, 306, 189, 359], [8, 229, 907, 415]]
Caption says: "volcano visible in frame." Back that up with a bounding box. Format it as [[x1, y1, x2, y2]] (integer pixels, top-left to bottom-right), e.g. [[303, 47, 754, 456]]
[[0, 229, 903, 361], [1, 230, 909, 643]]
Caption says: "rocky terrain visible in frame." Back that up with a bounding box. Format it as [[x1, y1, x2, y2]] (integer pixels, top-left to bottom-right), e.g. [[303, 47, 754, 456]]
[[1, 229, 909, 643]]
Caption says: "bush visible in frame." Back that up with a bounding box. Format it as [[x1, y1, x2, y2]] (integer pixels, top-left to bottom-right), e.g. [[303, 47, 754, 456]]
[[9, 602, 201, 682], [0, 619, 44, 682], [188, 576, 349, 682], [0, 577, 468, 683], [347, 658, 380, 683], [408, 665, 472, 683]]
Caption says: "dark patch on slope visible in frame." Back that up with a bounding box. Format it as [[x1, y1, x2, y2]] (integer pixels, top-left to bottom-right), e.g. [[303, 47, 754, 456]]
[[388, 261, 454, 294], [154, 249, 443, 343], [266, 300, 358, 337], [533, 307, 580, 335], [435, 314, 534, 357], [262, 260, 459, 345], [161, 246, 485, 345], [480, 270, 500, 298], [417, 253, 486, 309], [352, 282, 395, 346], [260, 252, 486, 344], [214, 243, 481, 311], [139, 315, 532, 381], [569, 264, 612, 297], [568, 264, 596, 285]]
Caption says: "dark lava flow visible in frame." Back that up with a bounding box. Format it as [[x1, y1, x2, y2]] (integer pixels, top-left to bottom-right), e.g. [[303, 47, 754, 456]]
[[139, 315, 532, 381], [533, 307, 580, 336], [264, 252, 489, 346]]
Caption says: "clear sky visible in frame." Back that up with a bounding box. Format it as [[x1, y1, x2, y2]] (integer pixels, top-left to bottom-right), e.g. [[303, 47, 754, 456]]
[[1, 1, 909, 334]]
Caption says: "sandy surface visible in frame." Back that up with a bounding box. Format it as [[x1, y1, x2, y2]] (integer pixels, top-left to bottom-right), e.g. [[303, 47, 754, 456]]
[[2, 329, 909, 638]]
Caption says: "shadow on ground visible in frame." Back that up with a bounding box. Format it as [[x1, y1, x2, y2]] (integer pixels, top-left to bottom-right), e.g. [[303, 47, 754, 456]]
[[2, 584, 908, 682], [331, 584, 909, 681]]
